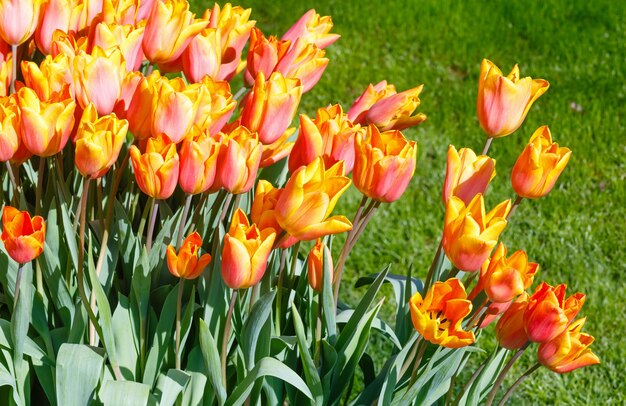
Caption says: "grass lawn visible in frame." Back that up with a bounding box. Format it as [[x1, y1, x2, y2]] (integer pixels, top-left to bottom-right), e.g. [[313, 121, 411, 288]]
[[193, 0, 625, 403]]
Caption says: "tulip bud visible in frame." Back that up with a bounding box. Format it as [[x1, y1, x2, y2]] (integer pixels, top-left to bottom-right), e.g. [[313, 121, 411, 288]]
[[166, 231, 211, 280], [282, 9, 340, 49], [73, 47, 126, 115], [495, 292, 530, 350], [511, 126, 572, 199], [92, 22, 146, 72], [244, 27, 290, 86], [250, 179, 283, 234], [182, 27, 221, 82], [151, 75, 199, 143], [537, 318, 600, 374], [365, 85, 426, 131], [347, 81, 397, 124], [222, 209, 276, 289], [353, 125, 417, 203], [307, 238, 332, 293], [1, 206, 45, 264], [178, 126, 219, 195], [443, 145, 496, 205], [191, 75, 235, 135], [34, 0, 73, 54], [477, 59, 549, 138], [101, 0, 138, 26], [20, 53, 73, 101], [0, 96, 20, 162], [129, 133, 179, 199], [275, 38, 328, 93], [126, 70, 160, 139], [211, 125, 262, 195], [0, 0, 41, 46]]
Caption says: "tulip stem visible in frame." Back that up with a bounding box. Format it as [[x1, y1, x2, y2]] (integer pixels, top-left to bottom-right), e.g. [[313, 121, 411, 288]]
[[35, 158, 45, 215], [175, 279, 184, 370], [408, 338, 427, 387], [146, 198, 158, 254], [287, 241, 301, 291], [506, 195, 524, 220], [5, 161, 18, 204], [10, 45, 17, 95], [482, 137, 494, 155], [13, 263, 24, 309], [423, 239, 444, 292], [233, 87, 248, 102], [177, 194, 193, 249], [497, 363, 541, 406], [222, 290, 238, 388], [275, 248, 288, 334], [485, 343, 529, 406]]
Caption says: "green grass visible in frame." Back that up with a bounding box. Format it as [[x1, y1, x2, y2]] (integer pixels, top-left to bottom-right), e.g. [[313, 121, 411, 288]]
[[195, 0, 626, 403]]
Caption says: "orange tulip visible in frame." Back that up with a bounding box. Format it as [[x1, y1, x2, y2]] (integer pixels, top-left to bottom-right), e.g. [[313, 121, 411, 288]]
[[365, 85, 427, 131], [34, 0, 74, 54], [442, 194, 510, 271], [191, 75, 235, 135], [352, 125, 417, 203], [524, 282, 585, 343], [222, 208, 275, 289], [0, 0, 41, 46], [244, 27, 290, 86], [495, 292, 530, 350], [442, 145, 496, 205], [101, 0, 139, 26], [0, 96, 20, 162], [275, 157, 352, 241], [17, 86, 76, 157], [142, 0, 208, 66], [477, 59, 549, 138], [129, 133, 179, 199], [307, 238, 332, 293], [409, 278, 475, 348], [1, 206, 45, 264], [240, 71, 302, 145], [74, 104, 128, 179], [182, 26, 221, 82], [537, 318, 600, 374], [151, 75, 200, 143], [92, 22, 146, 72], [258, 127, 295, 168], [178, 126, 219, 195], [274, 38, 328, 93], [166, 231, 211, 280], [0, 49, 10, 97], [125, 70, 160, 139], [211, 125, 262, 194], [289, 104, 363, 174], [73, 47, 126, 115], [250, 179, 283, 234], [347, 80, 396, 124], [50, 30, 88, 59], [20, 53, 73, 101], [282, 9, 340, 49], [511, 126, 572, 199]]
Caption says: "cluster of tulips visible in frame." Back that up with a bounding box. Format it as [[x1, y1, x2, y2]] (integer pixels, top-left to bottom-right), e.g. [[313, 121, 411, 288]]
[[0, 0, 598, 404]]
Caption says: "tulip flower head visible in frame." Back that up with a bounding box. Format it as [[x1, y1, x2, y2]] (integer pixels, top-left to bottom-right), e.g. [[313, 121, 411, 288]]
[[409, 278, 475, 348], [92, 22, 146, 72], [191, 75, 236, 135], [365, 84, 427, 131], [282, 9, 340, 49], [307, 238, 332, 293], [352, 125, 417, 203], [178, 126, 219, 195], [1, 206, 45, 264], [274, 38, 328, 93], [222, 208, 276, 289], [20, 53, 73, 101], [0, 0, 42, 46], [166, 231, 211, 280], [348, 80, 396, 124], [495, 292, 530, 350], [129, 133, 180, 199], [34, 0, 73, 54], [477, 59, 549, 138], [258, 126, 295, 168], [511, 126, 572, 199], [182, 26, 221, 82], [244, 27, 290, 86], [0, 96, 20, 162], [0, 50, 10, 97], [443, 145, 496, 205], [151, 75, 202, 143], [250, 179, 283, 234], [211, 125, 262, 194], [537, 318, 600, 374]]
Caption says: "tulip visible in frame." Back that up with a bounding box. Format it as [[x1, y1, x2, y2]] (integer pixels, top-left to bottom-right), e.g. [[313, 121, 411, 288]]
[[191, 75, 235, 134], [409, 278, 475, 348], [352, 125, 417, 203], [258, 127, 295, 168], [182, 27, 221, 82], [524, 282, 585, 343], [126, 70, 160, 139], [240, 71, 302, 145], [537, 318, 600, 374], [244, 27, 290, 86], [477, 300, 512, 328], [442, 194, 510, 271], [166, 231, 211, 280], [250, 179, 283, 234], [20, 53, 73, 101], [442, 145, 496, 205], [282, 9, 340, 49], [74, 104, 128, 179], [511, 126, 572, 199], [307, 238, 332, 293], [275, 38, 328, 93], [289, 104, 363, 174], [17, 86, 76, 157], [1, 206, 45, 264], [92, 22, 146, 72], [34, 0, 74, 54], [151, 75, 200, 143], [347, 80, 397, 124], [113, 70, 142, 119], [0, 0, 41, 46], [178, 126, 219, 195], [495, 292, 530, 350], [0, 50, 10, 97], [129, 133, 179, 199], [136, 0, 154, 22], [50, 30, 88, 59], [73, 47, 126, 115], [73, 0, 102, 33], [477, 59, 549, 138], [365, 85, 427, 131], [275, 157, 352, 241], [142, 0, 208, 66], [101, 0, 138, 26], [0, 96, 20, 162], [221, 208, 275, 289], [211, 125, 262, 194]]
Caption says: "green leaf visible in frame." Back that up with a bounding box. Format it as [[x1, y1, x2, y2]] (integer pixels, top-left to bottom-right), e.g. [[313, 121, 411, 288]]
[[321, 245, 336, 344], [463, 347, 509, 405], [181, 347, 208, 406], [142, 285, 177, 387], [10, 264, 33, 371], [56, 344, 105, 406], [291, 306, 324, 405], [336, 309, 401, 349], [154, 369, 191, 406], [54, 181, 79, 272], [112, 295, 139, 380], [198, 319, 227, 405], [178, 285, 196, 355], [242, 291, 276, 370], [99, 380, 156, 406]]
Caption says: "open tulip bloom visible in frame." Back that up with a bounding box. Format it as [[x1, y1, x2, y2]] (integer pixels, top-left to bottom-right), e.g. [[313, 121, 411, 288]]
[[0, 2, 599, 405]]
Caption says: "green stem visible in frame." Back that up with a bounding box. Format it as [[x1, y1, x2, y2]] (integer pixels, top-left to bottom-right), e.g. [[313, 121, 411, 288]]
[[13, 263, 24, 309], [485, 343, 529, 406], [175, 279, 184, 370], [497, 363, 541, 406], [408, 338, 427, 387], [482, 137, 493, 155], [287, 241, 301, 291], [176, 194, 193, 249], [10, 44, 17, 95], [222, 290, 238, 388], [274, 249, 288, 334], [146, 198, 158, 253], [5, 161, 18, 206], [34, 158, 45, 297], [506, 195, 524, 221]]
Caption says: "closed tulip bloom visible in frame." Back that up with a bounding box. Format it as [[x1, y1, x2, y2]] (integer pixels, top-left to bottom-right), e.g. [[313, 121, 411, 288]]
[[0, 50, 10, 97], [142, 0, 208, 66], [495, 292, 530, 350], [289, 104, 363, 174], [442, 145, 496, 205], [347, 80, 397, 124], [537, 318, 600, 374], [307, 238, 332, 293], [34, 0, 78, 54], [524, 282, 585, 343], [182, 27, 221, 82], [191, 75, 235, 134], [0, 0, 41, 46], [240, 71, 302, 145], [0, 97, 20, 162], [250, 179, 283, 234], [366, 85, 427, 131], [211, 125, 262, 194], [50, 30, 88, 59], [74, 104, 128, 179], [129, 133, 179, 199], [166, 231, 211, 280], [222, 208, 276, 289], [178, 126, 219, 195], [275, 38, 328, 93], [244, 27, 290, 86], [73, 47, 126, 115], [101, 0, 139, 26], [1, 206, 45, 264], [20, 53, 73, 101], [477, 300, 512, 329], [282, 9, 340, 49], [409, 278, 475, 348], [511, 126, 572, 199], [275, 157, 352, 241], [477, 59, 549, 138], [442, 194, 510, 271], [93, 22, 146, 72], [151, 75, 200, 143], [353, 125, 417, 203], [17, 86, 76, 157], [126, 70, 160, 139]]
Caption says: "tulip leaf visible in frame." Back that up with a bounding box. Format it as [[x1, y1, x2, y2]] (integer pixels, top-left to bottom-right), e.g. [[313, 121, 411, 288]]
[[55, 344, 105, 406], [336, 309, 401, 349], [112, 295, 139, 380], [462, 347, 509, 405], [178, 284, 197, 355], [225, 357, 313, 406], [54, 180, 79, 273], [98, 380, 157, 406], [242, 291, 276, 370], [154, 369, 191, 406], [291, 306, 324, 405], [321, 245, 336, 344], [142, 285, 177, 387], [10, 263, 34, 372], [199, 319, 227, 405], [181, 346, 208, 406]]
